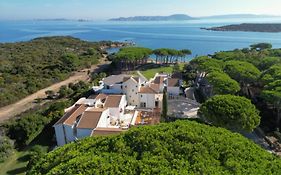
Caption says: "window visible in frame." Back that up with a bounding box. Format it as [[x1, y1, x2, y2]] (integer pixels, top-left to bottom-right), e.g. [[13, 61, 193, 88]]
[[155, 101, 159, 108], [140, 102, 146, 108], [121, 85, 123, 89]]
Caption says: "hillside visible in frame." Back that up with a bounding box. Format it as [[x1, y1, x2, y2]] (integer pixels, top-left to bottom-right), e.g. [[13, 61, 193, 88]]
[[202, 23, 281, 33], [0, 37, 120, 107], [28, 121, 281, 175], [109, 14, 195, 21]]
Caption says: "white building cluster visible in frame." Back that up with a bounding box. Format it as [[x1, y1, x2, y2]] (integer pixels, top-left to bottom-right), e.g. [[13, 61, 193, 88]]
[[54, 73, 182, 146]]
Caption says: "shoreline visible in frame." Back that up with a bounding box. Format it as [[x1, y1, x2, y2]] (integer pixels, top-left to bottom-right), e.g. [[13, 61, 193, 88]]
[[202, 23, 281, 33]]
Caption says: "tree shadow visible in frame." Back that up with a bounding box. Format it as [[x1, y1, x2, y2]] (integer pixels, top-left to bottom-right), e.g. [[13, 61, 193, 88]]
[[7, 166, 28, 175], [17, 154, 30, 162]]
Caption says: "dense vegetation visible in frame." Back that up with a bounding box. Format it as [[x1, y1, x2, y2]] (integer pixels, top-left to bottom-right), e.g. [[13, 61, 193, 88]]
[[199, 95, 260, 132], [2, 80, 92, 148], [203, 23, 281, 33], [110, 47, 191, 71], [111, 47, 152, 70], [153, 48, 191, 64], [3, 101, 69, 147], [206, 71, 240, 95], [0, 36, 107, 107], [0, 79, 93, 173], [0, 136, 14, 162], [185, 44, 281, 132], [28, 121, 281, 175]]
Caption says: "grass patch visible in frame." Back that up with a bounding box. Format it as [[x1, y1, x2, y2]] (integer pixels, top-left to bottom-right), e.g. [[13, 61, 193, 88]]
[[137, 63, 187, 79], [0, 129, 53, 175], [0, 151, 29, 175], [140, 66, 174, 79], [0, 104, 58, 175], [178, 63, 186, 71]]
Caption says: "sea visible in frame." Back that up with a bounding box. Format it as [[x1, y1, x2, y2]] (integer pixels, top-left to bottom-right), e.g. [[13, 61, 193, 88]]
[[1, 17, 281, 59]]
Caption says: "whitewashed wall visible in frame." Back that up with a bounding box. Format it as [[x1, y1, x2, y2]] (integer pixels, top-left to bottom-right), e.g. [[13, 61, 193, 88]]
[[54, 124, 66, 146]]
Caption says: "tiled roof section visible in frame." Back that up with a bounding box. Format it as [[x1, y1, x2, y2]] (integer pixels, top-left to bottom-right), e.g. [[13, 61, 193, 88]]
[[103, 74, 127, 85], [139, 86, 158, 94], [54, 104, 87, 126], [91, 128, 123, 136], [94, 93, 108, 101], [168, 78, 179, 87], [153, 76, 165, 85], [149, 84, 160, 92], [104, 95, 123, 108], [76, 111, 103, 129]]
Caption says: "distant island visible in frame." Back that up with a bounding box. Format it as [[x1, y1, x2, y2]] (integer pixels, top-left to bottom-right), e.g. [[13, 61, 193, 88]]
[[34, 19, 92, 22], [109, 14, 280, 21], [109, 14, 195, 21], [201, 14, 280, 19], [202, 23, 281, 33]]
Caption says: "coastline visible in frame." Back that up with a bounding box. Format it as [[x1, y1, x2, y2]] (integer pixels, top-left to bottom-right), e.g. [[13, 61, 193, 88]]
[[202, 23, 281, 33]]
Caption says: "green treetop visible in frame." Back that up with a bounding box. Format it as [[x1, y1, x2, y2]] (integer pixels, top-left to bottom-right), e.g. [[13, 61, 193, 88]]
[[261, 64, 281, 84], [190, 56, 224, 73], [199, 95, 260, 132], [206, 71, 240, 95], [250, 43, 273, 51], [258, 57, 281, 71], [224, 60, 261, 84], [261, 80, 281, 130], [28, 120, 281, 175], [115, 47, 152, 62]]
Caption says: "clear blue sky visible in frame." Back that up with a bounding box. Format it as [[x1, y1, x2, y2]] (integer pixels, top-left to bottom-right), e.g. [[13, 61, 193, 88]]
[[1, 0, 281, 20]]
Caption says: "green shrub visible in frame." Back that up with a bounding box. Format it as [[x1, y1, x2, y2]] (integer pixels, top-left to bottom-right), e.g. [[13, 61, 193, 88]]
[[0, 136, 14, 162], [28, 121, 281, 175], [5, 101, 69, 147]]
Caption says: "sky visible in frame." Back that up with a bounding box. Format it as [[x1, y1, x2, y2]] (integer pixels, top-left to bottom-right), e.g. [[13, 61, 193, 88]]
[[1, 0, 281, 20]]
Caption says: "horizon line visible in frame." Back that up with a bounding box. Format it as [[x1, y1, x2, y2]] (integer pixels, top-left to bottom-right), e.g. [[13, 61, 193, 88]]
[[1, 13, 281, 21]]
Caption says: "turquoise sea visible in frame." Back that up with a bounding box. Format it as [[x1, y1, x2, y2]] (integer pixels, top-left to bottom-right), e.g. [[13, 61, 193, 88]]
[[1, 18, 281, 57]]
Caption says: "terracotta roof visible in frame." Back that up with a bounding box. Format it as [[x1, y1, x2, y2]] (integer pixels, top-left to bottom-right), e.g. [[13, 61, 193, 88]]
[[104, 95, 123, 108], [153, 76, 165, 85], [149, 84, 160, 92], [91, 128, 123, 136], [168, 78, 179, 87], [54, 104, 88, 126], [90, 93, 108, 101], [76, 111, 103, 129], [103, 74, 128, 85], [139, 86, 158, 94]]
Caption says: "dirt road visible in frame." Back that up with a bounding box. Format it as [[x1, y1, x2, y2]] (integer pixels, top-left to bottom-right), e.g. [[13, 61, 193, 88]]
[[0, 58, 111, 123]]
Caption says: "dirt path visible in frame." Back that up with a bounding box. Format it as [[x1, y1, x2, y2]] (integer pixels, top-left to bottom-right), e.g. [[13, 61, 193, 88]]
[[0, 57, 111, 123]]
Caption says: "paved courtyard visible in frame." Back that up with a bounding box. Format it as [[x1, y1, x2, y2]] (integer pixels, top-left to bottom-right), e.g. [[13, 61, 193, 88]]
[[168, 97, 200, 119]]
